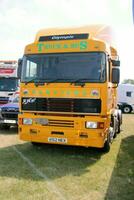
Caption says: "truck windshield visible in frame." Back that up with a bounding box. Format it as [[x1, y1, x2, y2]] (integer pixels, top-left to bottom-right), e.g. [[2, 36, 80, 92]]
[[0, 78, 18, 91], [21, 52, 106, 83]]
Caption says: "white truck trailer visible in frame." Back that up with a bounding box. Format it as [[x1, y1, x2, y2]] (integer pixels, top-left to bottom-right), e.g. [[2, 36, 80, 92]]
[[0, 60, 19, 105], [117, 84, 134, 113]]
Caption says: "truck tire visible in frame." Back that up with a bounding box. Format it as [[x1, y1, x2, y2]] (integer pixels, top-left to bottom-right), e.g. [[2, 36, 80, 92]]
[[122, 105, 132, 113], [117, 109, 122, 134], [1, 125, 10, 130], [117, 124, 120, 134], [117, 117, 121, 134], [102, 139, 110, 153], [102, 130, 111, 153], [112, 116, 117, 138]]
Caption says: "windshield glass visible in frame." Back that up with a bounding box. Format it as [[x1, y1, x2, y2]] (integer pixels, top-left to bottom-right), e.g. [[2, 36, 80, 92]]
[[0, 78, 18, 91], [22, 52, 106, 83]]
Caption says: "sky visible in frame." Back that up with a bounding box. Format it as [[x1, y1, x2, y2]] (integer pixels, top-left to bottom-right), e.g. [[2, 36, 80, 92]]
[[0, 0, 133, 81]]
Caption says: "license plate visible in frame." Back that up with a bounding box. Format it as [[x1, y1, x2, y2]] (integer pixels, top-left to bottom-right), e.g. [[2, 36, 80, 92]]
[[4, 119, 16, 124], [48, 137, 67, 143]]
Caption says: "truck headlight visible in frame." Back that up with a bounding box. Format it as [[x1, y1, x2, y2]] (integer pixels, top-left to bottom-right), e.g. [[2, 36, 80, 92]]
[[23, 118, 33, 125], [85, 121, 104, 129], [86, 121, 97, 129]]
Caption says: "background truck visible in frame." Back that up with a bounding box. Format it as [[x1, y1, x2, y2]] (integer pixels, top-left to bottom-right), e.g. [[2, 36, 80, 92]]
[[117, 84, 134, 113], [0, 60, 19, 105], [0, 96, 19, 129], [17, 25, 122, 152]]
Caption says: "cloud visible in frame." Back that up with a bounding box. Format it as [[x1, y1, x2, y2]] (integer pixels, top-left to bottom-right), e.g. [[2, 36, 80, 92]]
[[115, 27, 134, 81]]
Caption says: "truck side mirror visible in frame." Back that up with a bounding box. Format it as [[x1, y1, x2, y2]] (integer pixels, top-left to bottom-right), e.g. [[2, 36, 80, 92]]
[[17, 58, 22, 79], [111, 60, 120, 67], [112, 68, 120, 84]]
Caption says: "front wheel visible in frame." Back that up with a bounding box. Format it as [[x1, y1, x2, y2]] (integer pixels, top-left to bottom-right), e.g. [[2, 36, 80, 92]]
[[117, 119, 121, 134], [1, 125, 10, 130], [117, 124, 121, 134], [122, 105, 132, 113], [102, 139, 110, 153]]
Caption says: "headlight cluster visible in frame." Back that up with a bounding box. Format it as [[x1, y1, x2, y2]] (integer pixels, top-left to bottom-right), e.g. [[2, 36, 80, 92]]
[[23, 118, 33, 125], [85, 121, 104, 129], [86, 121, 97, 129]]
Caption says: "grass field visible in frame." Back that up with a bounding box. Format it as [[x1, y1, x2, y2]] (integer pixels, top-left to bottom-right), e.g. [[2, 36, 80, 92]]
[[0, 114, 134, 200]]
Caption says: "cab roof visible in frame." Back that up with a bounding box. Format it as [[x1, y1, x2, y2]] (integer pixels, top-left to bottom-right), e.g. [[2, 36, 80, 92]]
[[34, 25, 115, 45]]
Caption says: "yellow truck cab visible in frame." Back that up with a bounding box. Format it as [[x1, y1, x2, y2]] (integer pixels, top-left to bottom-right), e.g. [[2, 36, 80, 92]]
[[18, 25, 122, 152]]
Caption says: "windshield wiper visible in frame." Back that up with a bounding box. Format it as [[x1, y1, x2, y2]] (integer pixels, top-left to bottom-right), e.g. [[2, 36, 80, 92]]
[[70, 79, 89, 83], [26, 78, 67, 84], [70, 78, 100, 84], [47, 78, 88, 85], [70, 79, 82, 83], [70, 79, 89, 87], [46, 79, 72, 84]]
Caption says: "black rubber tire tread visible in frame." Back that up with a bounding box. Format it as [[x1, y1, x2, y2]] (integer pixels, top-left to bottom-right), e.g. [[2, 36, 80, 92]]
[[1, 125, 10, 130], [122, 105, 132, 113], [102, 139, 110, 153]]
